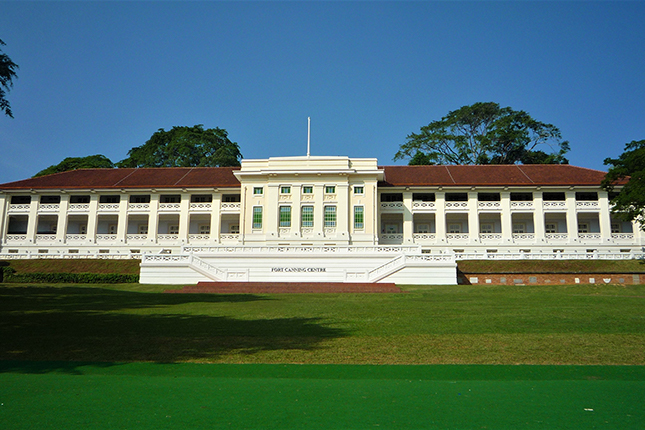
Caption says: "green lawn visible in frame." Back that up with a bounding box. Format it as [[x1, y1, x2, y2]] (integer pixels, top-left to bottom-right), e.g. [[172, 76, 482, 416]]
[[1, 282, 644, 365], [2, 283, 644, 429]]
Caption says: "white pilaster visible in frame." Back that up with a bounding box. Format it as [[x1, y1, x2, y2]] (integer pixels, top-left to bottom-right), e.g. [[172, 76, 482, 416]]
[[211, 193, 222, 244], [467, 191, 478, 242], [403, 191, 414, 244], [598, 190, 613, 244], [534, 191, 546, 243], [87, 194, 99, 244], [435, 191, 446, 243], [566, 190, 578, 242], [56, 194, 69, 244], [148, 193, 160, 244], [179, 192, 190, 244], [500, 191, 512, 241]]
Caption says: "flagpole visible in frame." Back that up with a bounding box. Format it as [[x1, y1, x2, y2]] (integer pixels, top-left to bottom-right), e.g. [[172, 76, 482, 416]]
[[307, 117, 311, 158]]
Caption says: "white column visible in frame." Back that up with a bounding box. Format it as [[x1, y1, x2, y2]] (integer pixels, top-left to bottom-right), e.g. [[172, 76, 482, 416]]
[[598, 191, 613, 244], [56, 194, 69, 244], [403, 191, 414, 244], [27, 195, 38, 245], [178, 192, 190, 245], [336, 183, 349, 242], [534, 191, 546, 243], [0, 194, 7, 245], [313, 184, 324, 239], [435, 191, 446, 244], [87, 194, 99, 244], [266, 184, 280, 241], [117, 194, 128, 244], [148, 193, 160, 244], [292, 185, 301, 237], [566, 190, 578, 242], [500, 191, 512, 242], [467, 191, 479, 243], [211, 193, 221, 244]]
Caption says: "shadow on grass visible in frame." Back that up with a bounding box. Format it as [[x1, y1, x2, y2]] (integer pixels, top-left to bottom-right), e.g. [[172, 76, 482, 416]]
[[0, 286, 347, 373]]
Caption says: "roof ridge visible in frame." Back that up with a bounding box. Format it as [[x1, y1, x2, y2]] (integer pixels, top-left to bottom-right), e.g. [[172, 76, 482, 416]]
[[444, 165, 456, 184], [515, 165, 535, 183], [174, 167, 196, 186], [112, 168, 138, 187]]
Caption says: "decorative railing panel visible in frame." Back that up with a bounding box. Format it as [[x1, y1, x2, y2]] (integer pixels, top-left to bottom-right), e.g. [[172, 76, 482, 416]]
[[578, 233, 602, 240], [157, 234, 180, 241], [35, 234, 57, 241], [576, 201, 599, 209], [510, 202, 534, 209], [412, 201, 436, 210], [220, 203, 241, 211], [128, 203, 150, 211], [545, 233, 568, 241], [512, 233, 535, 241], [5, 234, 27, 241], [8, 204, 30, 212], [65, 234, 87, 242], [189, 203, 212, 211], [380, 202, 404, 210], [96, 234, 117, 242], [478, 202, 501, 209], [479, 233, 502, 241], [158, 203, 180, 211], [68, 204, 90, 211], [412, 233, 436, 241], [126, 234, 148, 241], [446, 233, 469, 240], [445, 202, 467, 210], [219, 233, 240, 241], [188, 234, 210, 242], [543, 202, 566, 209], [612, 233, 634, 241], [98, 203, 120, 211], [38, 204, 60, 212]]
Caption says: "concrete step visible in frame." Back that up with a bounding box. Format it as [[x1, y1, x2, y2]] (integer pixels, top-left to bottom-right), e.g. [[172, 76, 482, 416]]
[[166, 281, 402, 294]]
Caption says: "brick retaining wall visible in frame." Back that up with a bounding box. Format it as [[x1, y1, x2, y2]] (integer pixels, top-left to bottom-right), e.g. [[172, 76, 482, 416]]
[[458, 273, 643, 286]]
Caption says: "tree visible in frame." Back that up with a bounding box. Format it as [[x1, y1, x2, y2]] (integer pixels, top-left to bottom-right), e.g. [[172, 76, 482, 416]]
[[394, 102, 570, 165], [601, 139, 645, 229], [0, 39, 19, 118], [34, 155, 115, 177], [117, 124, 242, 168]]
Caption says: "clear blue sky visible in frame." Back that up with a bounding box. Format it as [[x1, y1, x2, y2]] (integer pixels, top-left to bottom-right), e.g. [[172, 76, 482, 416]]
[[1, 1, 644, 184]]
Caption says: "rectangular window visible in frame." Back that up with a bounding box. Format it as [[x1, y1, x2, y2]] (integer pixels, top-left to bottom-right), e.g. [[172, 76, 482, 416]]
[[578, 223, 589, 234], [324, 206, 337, 227], [138, 224, 148, 235], [70, 195, 90, 204], [130, 195, 150, 204], [253, 187, 263, 196], [199, 224, 210, 234], [252, 207, 263, 229], [280, 186, 291, 194], [354, 186, 364, 194], [512, 223, 526, 234], [161, 195, 181, 203], [354, 206, 364, 229], [108, 224, 117, 234], [168, 225, 179, 234], [448, 223, 462, 233], [191, 195, 212, 203], [301, 206, 314, 228], [41, 196, 61, 204], [416, 223, 429, 234], [230, 224, 240, 234], [302, 186, 313, 194], [545, 223, 558, 233], [11, 195, 31, 204], [79, 224, 87, 235], [325, 186, 336, 194], [100, 195, 120, 204], [223, 194, 241, 202], [279, 206, 292, 227], [611, 223, 620, 233], [480, 223, 493, 234]]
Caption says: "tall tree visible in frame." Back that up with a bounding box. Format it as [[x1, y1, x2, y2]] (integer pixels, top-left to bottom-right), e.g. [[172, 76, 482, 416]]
[[0, 38, 19, 118], [601, 139, 645, 229], [117, 125, 242, 168], [395, 102, 570, 165], [34, 155, 115, 177]]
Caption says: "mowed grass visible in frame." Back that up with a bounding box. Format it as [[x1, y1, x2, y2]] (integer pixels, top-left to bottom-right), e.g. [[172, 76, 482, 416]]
[[1, 282, 644, 365]]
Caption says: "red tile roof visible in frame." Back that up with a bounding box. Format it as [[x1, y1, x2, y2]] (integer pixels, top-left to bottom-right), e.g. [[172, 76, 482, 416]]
[[379, 165, 611, 187], [0, 164, 614, 191], [0, 167, 241, 190]]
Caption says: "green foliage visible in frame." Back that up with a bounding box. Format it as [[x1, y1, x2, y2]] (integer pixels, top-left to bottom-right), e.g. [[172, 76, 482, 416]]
[[408, 151, 433, 165], [34, 154, 115, 177], [1, 267, 138, 284], [0, 38, 19, 118], [395, 102, 570, 165], [602, 139, 645, 229], [117, 124, 242, 168]]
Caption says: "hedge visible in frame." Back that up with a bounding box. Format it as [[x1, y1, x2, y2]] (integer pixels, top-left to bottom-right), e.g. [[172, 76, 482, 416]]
[[1, 267, 138, 284]]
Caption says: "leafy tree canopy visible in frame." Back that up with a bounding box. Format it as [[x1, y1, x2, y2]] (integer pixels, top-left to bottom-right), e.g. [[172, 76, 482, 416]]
[[34, 155, 115, 177], [0, 38, 19, 118], [601, 139, 645, 229], [395, 102, 570, 165], [117, 124, 242, 168]]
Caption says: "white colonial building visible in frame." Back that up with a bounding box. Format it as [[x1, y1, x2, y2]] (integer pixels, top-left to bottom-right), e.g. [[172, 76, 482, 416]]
[[0, 156, 640, 284]]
